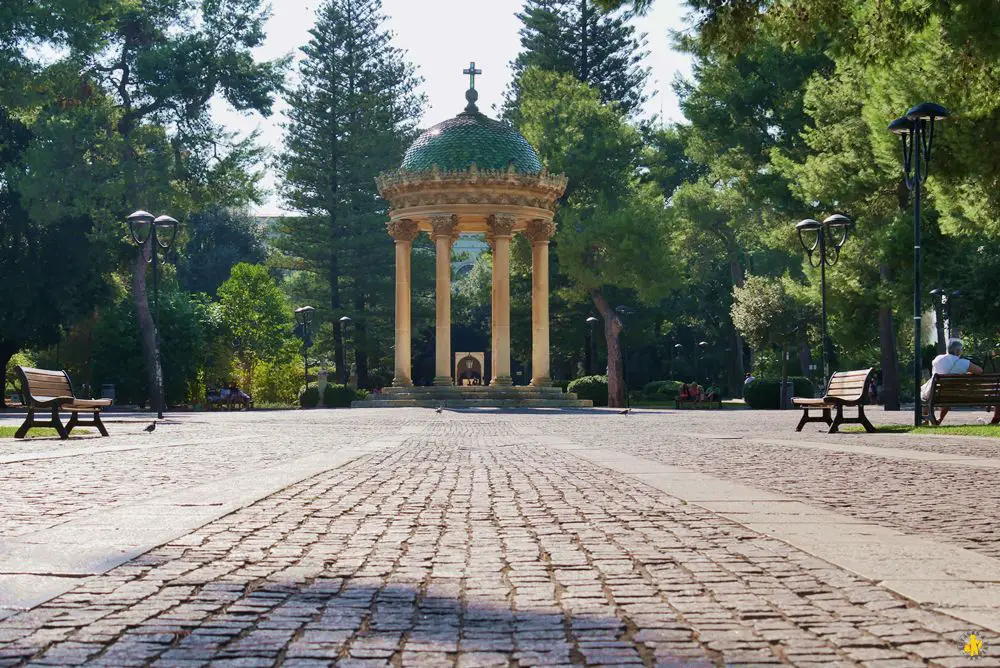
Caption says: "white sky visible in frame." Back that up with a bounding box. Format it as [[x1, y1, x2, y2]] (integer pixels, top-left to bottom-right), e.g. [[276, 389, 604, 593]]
[[213, 0, 695, 215]]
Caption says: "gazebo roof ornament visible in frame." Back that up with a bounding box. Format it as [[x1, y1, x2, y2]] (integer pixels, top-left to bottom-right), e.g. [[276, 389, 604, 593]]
[[463, 61, 482, 113]]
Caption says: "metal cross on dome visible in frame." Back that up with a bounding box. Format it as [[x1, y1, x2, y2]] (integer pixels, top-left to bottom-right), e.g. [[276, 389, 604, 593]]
[[463, 61, 482, 90]]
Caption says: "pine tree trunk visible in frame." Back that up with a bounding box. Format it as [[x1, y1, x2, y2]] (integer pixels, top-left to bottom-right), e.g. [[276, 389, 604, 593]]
[[122, 120, 163, 415], [879, 265, 900, 410], [329, 250, 346, 385], [798, 335, 812, 382], [591, 289, 624, 407], [728, 249, 747, 396]]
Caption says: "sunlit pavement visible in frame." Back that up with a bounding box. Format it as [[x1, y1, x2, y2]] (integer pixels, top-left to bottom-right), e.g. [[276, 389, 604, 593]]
[[0, 407, 997, 666]]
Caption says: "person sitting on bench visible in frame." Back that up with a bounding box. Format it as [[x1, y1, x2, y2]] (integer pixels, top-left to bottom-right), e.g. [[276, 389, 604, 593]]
[[921, 338, 999, 423], [678, 383, 690, 401]]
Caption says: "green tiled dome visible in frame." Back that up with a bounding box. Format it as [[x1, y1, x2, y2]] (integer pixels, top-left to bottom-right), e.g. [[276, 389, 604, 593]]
[[400, 111, 543, 174]]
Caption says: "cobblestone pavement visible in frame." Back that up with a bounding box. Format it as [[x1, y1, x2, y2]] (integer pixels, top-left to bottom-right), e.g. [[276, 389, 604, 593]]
[[525, 412, 1000, 562], [0, 409, 997, 666], [0, 412, 417, 537]]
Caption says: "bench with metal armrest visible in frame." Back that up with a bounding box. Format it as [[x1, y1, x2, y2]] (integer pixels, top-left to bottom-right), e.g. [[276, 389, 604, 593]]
[[14, 366, 111, 439]]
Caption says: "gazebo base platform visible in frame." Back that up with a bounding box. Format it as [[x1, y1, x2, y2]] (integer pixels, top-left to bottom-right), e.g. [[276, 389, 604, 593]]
[[352, 385, 593, 408]]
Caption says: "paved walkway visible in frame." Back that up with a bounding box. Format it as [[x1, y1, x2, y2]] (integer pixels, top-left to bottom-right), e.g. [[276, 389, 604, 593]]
[[0, 408, 997, 666]]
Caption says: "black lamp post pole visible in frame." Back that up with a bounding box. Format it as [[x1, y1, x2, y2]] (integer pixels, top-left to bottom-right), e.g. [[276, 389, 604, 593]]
[[615, 306, 635, 410], [889, 102, 948, 427], [586, 316, 599, 375], [295, 306, 316, 393]]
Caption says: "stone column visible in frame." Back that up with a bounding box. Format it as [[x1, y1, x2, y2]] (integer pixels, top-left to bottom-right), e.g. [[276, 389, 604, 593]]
[[525, 219, 556, 386], [430, 214, 458, 385], [487, 214, 516, 386], [484, 230, 497, 382], [387, 219, 419, 386]]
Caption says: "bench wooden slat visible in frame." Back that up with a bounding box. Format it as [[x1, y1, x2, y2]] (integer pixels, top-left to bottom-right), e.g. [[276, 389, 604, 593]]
[[13, 366, 110, 439], [793, 368, 875, 433], [926, 373, 1000, 425]]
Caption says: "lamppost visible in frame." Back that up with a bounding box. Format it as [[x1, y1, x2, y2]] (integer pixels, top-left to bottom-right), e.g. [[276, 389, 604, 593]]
[[615, 305, 635, 410], [294, 306, 315, 391], [795, 213, 852, 388], [126, 210, 178, 419], [673, 343, 683, 379], [697, 341, 709, 382], [339, 316, 353, 387], [889, 101, 949, 426], [586, 316, 600, 375]]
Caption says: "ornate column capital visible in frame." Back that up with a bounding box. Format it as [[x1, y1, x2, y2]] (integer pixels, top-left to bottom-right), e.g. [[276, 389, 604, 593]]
[[386, 219, 419, 242], [486, 213, 516, 238], [523, 218, 556, 243], [429, 214, 459, 240]]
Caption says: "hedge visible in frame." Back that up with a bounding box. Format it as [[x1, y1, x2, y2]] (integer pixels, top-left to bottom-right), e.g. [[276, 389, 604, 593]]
[[567, 375, 608, 407], [744, 376, 814, 409], [642, 380, 683, 401], [299, 385, 320, 408]]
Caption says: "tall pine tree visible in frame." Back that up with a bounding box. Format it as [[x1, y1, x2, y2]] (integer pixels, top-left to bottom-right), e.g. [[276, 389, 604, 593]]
[[506, 0, 650, 118], [278, 0, 424, 386]]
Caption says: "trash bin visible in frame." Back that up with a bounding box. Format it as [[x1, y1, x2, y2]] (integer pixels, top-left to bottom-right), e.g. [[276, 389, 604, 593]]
[[100, 384, 116, 404]]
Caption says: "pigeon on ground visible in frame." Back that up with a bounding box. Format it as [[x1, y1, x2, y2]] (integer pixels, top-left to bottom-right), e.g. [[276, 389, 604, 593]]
[[618, 408, 631, 415], [144, 421, 156, 432], [435, 406, 444, 414]]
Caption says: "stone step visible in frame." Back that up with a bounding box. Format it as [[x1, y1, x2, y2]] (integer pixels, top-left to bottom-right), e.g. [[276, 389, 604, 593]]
[[351, 399, 594, 408], [374, 392, 580, 401], [378, 386, 569, 396]]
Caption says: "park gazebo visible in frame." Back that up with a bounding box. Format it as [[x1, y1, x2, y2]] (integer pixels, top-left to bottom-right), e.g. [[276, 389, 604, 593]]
[[362, 64, 589, 407]]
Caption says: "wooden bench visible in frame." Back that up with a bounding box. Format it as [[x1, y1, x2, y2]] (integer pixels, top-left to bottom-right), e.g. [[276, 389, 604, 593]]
[[792, 368, 875, 433], [13, 366, 111, 439], [923, 373, 1000, 425]]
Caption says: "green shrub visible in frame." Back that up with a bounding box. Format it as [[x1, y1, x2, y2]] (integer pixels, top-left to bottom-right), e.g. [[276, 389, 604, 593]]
[[744, 376, 814, 409], [299, 385, 320, 408], [355, 388, 370, 401], [642, 380, 683, 400], [322, 383, 356, 408], [568, 375, 608, 407]]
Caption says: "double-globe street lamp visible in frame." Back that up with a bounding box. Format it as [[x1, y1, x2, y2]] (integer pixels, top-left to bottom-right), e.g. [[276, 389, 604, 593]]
[[615, 305, 636, 410], [696, 340, 709, 382], [888, 102, 949, 426], [795, 214, 853, 389], [294, 306, 316, 391], [585, 316, 600, 375], [126, 210, 178, 419]]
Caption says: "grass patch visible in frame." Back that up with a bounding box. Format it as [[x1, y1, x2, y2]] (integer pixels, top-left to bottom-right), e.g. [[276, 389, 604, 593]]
[[0, 426, 91, 438], [843, 424, 1000, 437]]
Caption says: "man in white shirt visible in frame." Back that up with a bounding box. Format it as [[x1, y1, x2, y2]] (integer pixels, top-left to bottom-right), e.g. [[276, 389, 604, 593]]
[[921, 338, 992, 422]]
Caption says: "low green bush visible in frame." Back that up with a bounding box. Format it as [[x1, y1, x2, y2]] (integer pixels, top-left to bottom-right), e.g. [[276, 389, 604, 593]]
[[744, 376, 814, 409], [299, 385, 320, 408], [322, 383, 356, 408], [642, 380, 683, 400], [568, 375, 608, 407]]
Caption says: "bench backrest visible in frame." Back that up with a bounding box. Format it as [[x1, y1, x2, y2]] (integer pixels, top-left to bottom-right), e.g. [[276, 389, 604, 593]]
[[823, 368, 873, 404], [15, 366, 74, 405], [929, 373, 1000, 406]]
